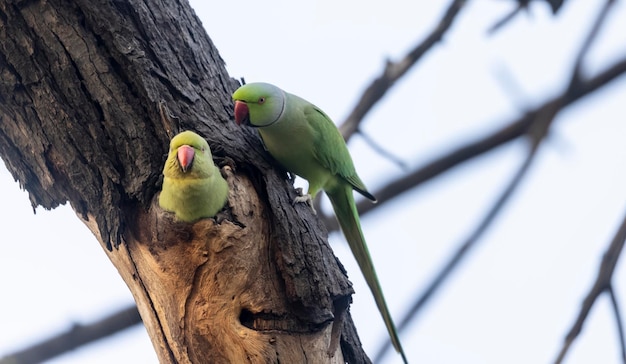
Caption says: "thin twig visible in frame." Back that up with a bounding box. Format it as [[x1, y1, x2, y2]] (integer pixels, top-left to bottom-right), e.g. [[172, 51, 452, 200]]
[[608, 287, 626, 363], [553, 211, 626, 363], [488, 0, 565, 35], [356, 129, 409, 171], [488, 1, 529, 34], [566, 0, 616, 93], [339, 0, 468, 141]]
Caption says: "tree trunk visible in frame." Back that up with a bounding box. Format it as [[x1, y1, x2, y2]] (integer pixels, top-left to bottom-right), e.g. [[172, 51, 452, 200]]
[[0, 0, 369, 362]]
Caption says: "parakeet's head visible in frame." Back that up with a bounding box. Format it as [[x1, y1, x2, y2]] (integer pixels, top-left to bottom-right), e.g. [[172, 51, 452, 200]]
[[164, 131, 214, 178], [232, 82, 285, 128]]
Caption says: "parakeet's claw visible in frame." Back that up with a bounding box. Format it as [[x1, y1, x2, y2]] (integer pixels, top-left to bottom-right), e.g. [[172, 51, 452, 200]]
[[293, 189, 316, 215], [293, 194, 311, 204]]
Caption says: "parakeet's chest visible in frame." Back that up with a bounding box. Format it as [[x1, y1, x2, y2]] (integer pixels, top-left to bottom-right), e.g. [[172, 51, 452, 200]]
[[257, 113, 325, 182], [162, 176, 211, 205]]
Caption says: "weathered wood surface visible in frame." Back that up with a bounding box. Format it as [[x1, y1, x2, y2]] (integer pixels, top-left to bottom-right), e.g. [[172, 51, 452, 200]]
[[0, 0, 369, 362]]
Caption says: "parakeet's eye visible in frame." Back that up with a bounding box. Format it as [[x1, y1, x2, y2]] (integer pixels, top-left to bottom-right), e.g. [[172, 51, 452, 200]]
[[258, 97, 266, 104]]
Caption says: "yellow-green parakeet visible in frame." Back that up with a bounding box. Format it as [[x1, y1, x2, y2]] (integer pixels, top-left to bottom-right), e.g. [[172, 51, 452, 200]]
[[233, 82, 407, 363], [159, 130, 228, 222]]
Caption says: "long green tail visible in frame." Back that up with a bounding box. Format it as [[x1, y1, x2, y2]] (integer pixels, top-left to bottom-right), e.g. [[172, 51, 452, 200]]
[[327, 185, 408, 364]]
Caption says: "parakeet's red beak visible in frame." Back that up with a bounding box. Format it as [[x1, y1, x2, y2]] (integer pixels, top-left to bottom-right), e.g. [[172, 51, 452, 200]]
[[234, 100, 250, 126], [177, 145, 195, 172]]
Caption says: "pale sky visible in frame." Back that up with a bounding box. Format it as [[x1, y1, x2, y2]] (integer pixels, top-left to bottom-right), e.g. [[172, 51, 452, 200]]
[[2, 1, 626, 363]]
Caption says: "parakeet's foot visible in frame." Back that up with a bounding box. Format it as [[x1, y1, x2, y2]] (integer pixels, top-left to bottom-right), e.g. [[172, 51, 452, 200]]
[[293, 194, 312, 204], [293, 188, 316, 215]]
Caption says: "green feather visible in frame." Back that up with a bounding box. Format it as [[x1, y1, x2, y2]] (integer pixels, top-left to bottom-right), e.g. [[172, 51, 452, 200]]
[[159, 130, 228, 222], [233, 83, 407, 363]]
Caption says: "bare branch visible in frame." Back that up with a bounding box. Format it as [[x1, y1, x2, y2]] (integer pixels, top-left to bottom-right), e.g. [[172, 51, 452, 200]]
[[553, 211, 626, 363], [373, 1, 616, 358], [0, 306, 141, 364], [320, 53, 626, 233], [339, 0, 468, 141], [551, 2, 626, 362], [373, 96, 560, 362]]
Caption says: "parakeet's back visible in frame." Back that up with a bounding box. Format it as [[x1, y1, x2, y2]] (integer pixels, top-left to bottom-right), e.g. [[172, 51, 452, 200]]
[[257, 92, 372, 200]]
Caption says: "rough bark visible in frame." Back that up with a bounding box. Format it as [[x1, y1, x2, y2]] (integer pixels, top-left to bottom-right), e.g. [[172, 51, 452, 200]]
[[0, 0, 369, 362]]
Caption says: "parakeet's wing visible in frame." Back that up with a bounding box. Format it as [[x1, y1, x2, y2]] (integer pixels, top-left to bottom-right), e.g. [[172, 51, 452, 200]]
[[303, 105, 376, 201]]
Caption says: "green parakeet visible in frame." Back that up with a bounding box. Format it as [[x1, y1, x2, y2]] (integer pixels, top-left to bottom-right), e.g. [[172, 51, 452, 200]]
[[159, 130, 228, 222], [232, 82, 408, 363]]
